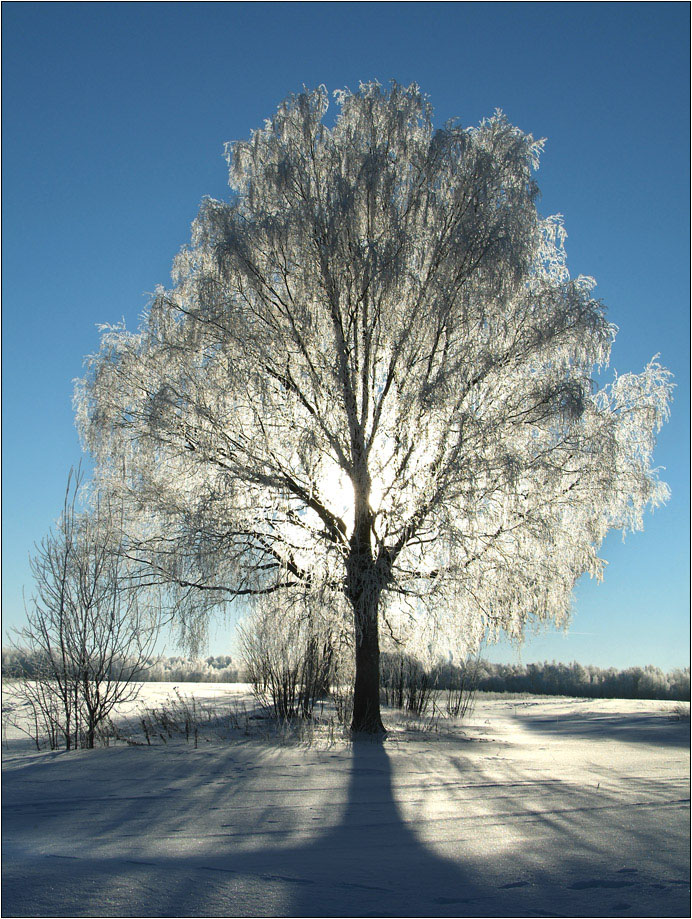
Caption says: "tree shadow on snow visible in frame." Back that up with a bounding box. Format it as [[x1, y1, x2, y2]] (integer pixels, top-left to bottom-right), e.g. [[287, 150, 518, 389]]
[[260, 737, 492, 918], [1, 738, 519, 918], [148, 737, 502, 918], [519, 710, 691, 748], [97, 736, 690, 918], [3, 733, 689, 918]]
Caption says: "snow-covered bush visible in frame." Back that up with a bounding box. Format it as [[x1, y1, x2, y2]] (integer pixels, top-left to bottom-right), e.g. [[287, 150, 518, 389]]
[[238, 598, 347, 720], [380, 652, 437, 715]]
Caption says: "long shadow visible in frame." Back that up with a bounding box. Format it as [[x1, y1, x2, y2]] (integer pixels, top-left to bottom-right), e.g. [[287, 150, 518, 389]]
[[265, 737, 492, 918], [143, 736, 502, 918], [519, 710, 691, 747], [3, 729, 690, 917], [1, 738, 517, 918]]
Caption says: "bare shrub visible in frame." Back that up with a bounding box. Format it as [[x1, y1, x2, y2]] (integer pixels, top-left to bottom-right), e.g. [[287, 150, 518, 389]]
[[380, 652, 437, 716], [8, 468, 160, 750], [444, 654, 482, 719], [330, 651, 355, 727], [669, 703, 690, 722], [239, 598, 343, 721], [135, 690, 251, 745]]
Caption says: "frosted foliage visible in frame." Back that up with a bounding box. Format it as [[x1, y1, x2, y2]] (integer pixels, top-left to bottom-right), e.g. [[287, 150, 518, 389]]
[[75, 82, 671, 661]]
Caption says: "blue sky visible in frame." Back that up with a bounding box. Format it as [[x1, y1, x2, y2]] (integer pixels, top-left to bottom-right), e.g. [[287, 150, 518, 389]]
[[2, 2, 689, 669]]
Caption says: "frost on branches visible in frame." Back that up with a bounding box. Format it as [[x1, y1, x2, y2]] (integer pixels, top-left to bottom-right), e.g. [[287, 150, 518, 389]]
[[75, 82, 671, 732]]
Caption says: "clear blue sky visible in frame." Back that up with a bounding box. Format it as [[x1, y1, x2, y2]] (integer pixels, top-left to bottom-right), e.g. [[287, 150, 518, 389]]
[[2, 2, 689, 669]]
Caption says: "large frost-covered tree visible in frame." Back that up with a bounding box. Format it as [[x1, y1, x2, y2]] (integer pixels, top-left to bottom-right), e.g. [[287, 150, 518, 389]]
[[76, 83, 671, 732]]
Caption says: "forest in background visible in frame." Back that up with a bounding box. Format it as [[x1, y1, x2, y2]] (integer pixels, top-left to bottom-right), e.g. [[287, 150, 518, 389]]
[[3, 648, 688, 702]]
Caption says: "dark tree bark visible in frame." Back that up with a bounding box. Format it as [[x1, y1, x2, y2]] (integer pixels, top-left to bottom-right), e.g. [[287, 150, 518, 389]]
[[351, 596, 385, 733], [347, 496, 386, 734]]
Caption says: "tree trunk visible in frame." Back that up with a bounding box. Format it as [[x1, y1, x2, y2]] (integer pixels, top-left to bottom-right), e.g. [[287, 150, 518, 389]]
[[347, 475, 386, 734], [351, 596, 385, 733]]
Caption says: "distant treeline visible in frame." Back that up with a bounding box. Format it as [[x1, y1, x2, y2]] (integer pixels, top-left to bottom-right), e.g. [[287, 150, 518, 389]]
[[3, 648, 689, 701], [1, 650, 242, 685], [140, 654, 242, 683], [467, 659, 690, 702]]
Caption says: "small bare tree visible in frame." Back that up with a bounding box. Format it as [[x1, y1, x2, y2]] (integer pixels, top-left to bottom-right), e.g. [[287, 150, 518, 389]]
[[9, 469, 160, 750]]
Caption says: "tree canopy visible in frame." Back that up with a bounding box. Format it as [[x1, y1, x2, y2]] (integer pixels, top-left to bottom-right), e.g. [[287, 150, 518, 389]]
[[76, 82, 671, 731]]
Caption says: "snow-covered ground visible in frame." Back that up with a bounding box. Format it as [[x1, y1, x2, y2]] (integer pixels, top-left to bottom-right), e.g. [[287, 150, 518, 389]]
[[2, 684, 689, 917]]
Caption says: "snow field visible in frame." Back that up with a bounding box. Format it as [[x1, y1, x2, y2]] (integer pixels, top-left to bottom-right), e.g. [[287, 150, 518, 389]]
[[2, 686, 689, 917]]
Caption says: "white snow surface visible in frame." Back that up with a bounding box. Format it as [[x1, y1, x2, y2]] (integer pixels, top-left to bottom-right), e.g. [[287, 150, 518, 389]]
[[2, 684, 689, 917]]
